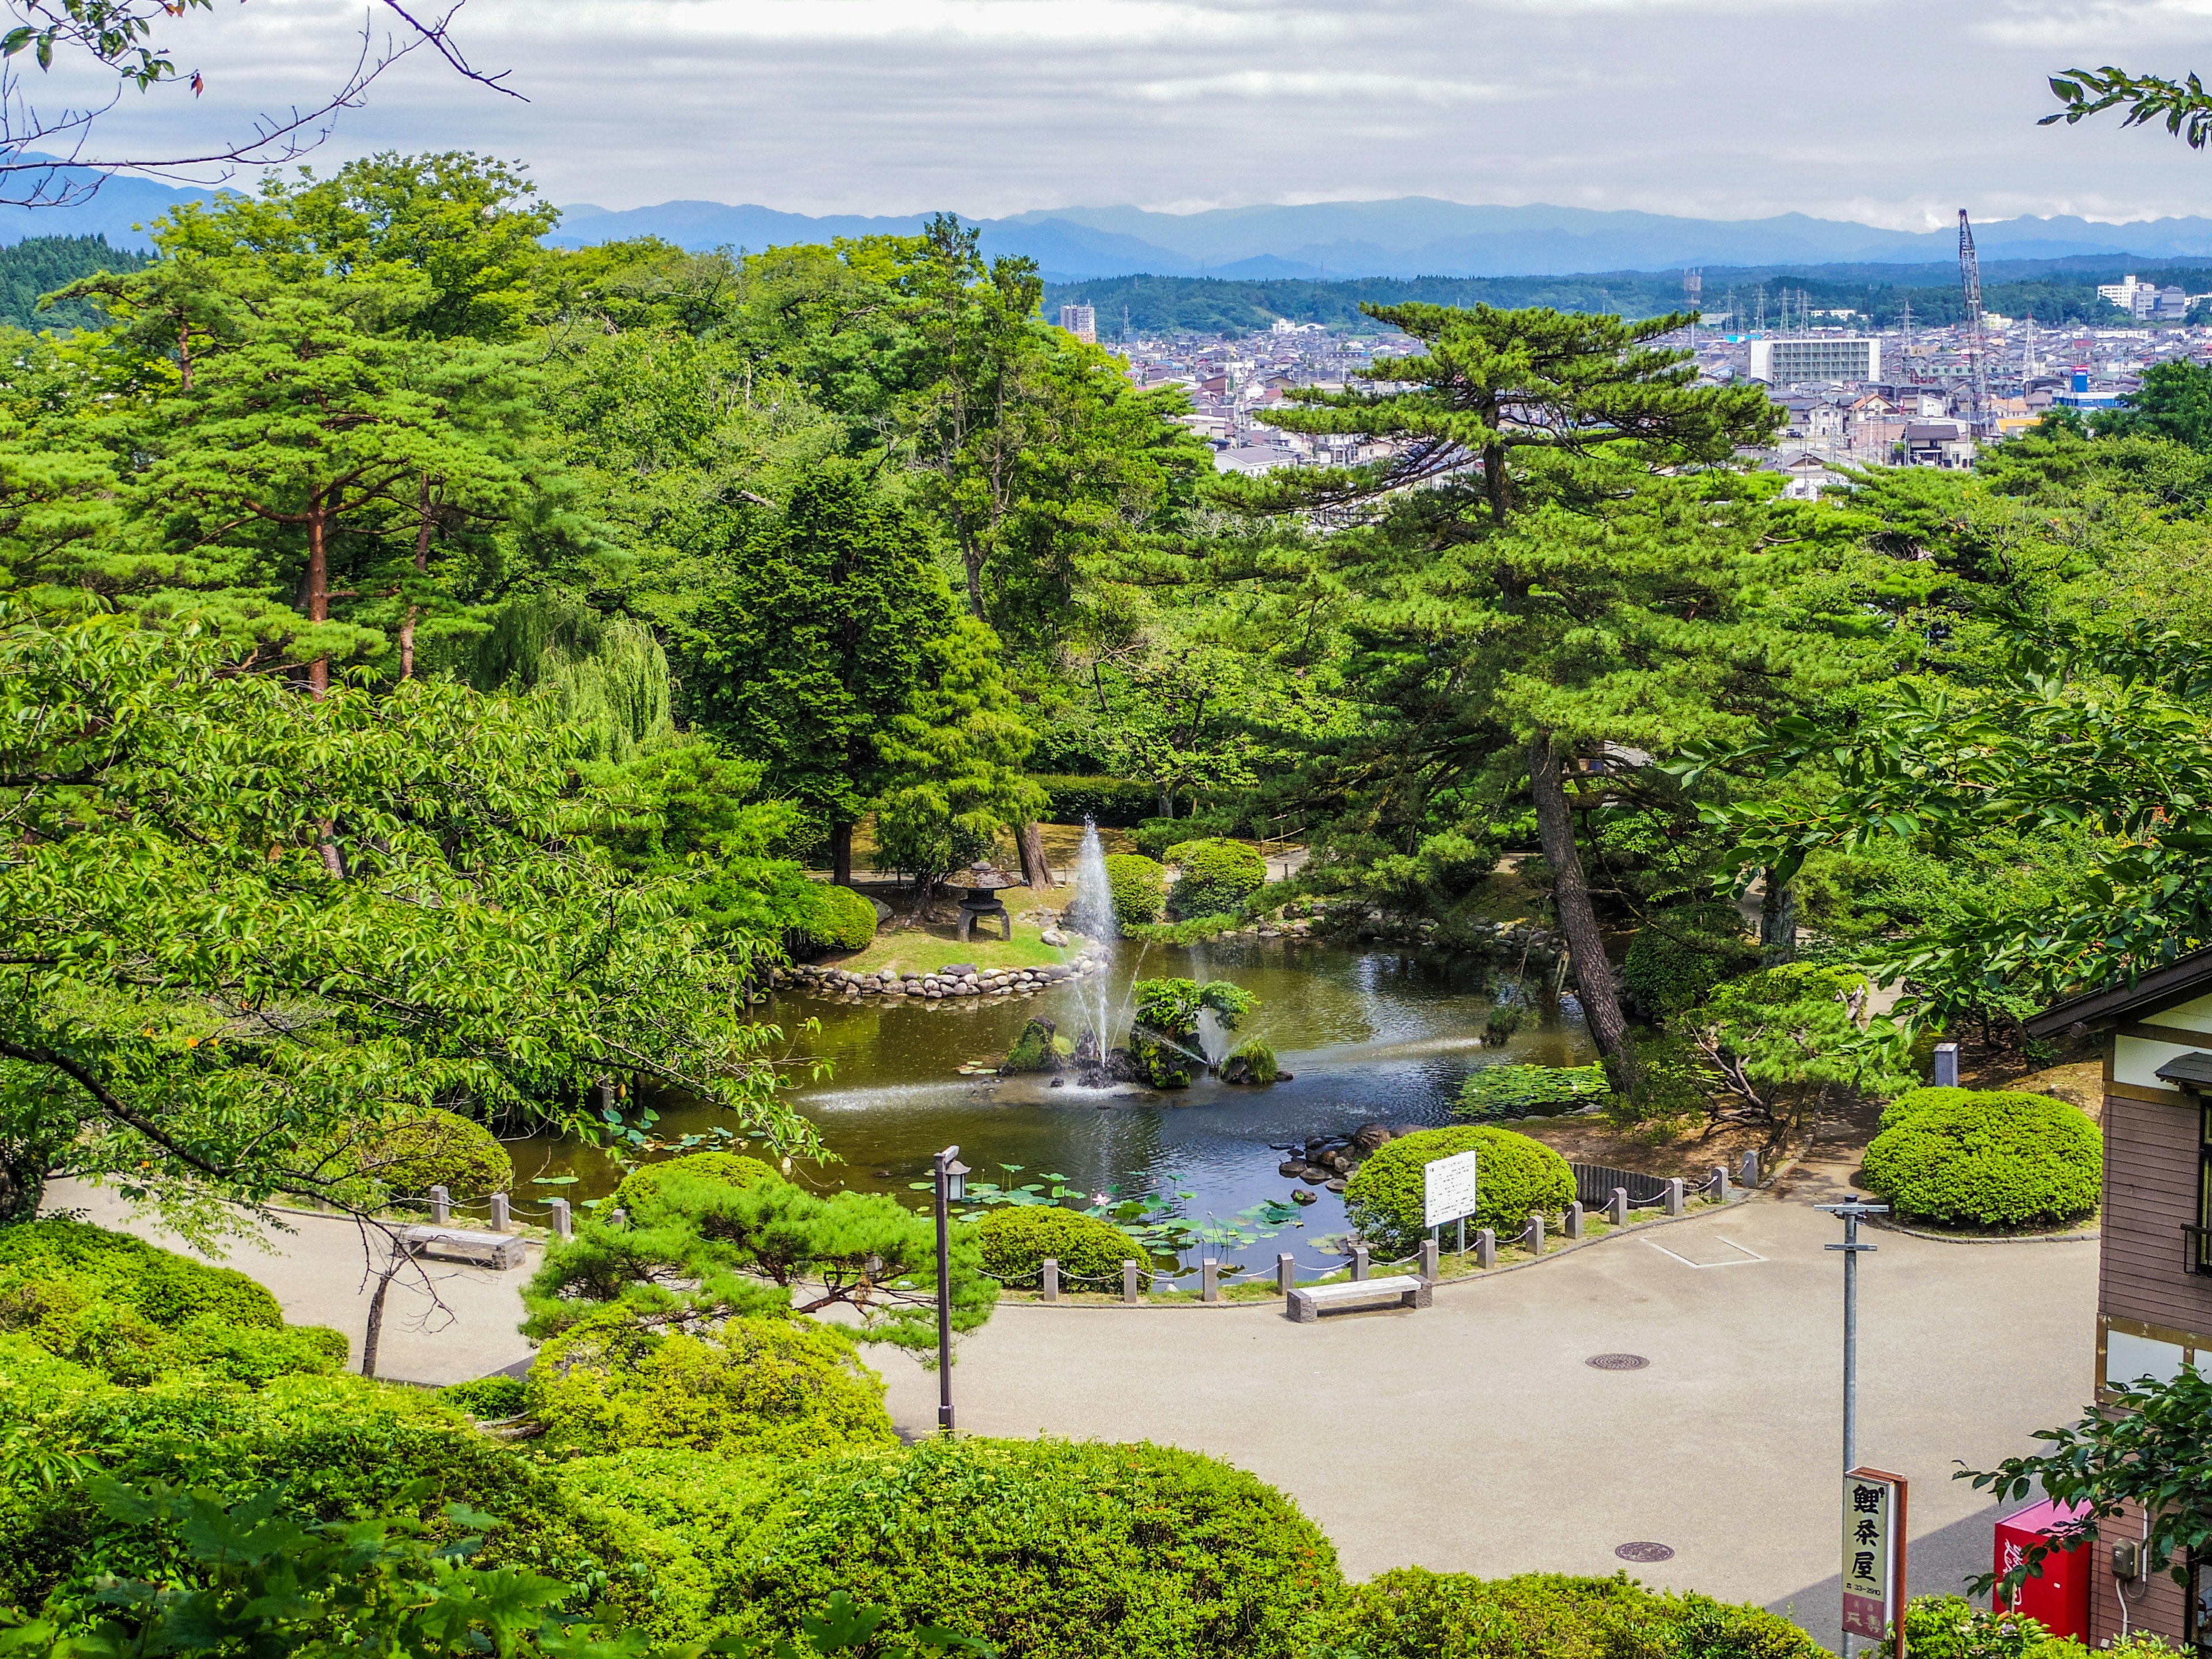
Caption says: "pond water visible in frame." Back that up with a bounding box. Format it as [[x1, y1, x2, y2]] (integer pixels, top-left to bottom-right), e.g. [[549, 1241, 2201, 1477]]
[[513, 938, 1597, 1279]]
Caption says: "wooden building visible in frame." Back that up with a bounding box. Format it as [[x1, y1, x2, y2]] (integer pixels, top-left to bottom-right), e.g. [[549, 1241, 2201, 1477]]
[[2027, 950, 2212, 1647]]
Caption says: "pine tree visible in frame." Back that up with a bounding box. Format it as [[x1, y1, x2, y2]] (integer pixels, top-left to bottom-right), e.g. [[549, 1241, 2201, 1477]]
[[1232, 304, 1840, 1082]]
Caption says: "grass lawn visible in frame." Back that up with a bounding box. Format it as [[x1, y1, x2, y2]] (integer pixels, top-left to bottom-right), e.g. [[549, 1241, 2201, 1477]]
[[828, 913, 1080, 975]]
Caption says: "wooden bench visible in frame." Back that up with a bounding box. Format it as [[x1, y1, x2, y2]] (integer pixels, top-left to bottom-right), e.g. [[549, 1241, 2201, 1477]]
[[1286, 1274, 1431, 1323], [399, 1226, 526, 1270]]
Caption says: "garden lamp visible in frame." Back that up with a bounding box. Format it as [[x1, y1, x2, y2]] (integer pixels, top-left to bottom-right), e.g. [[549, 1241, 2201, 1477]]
[[933, 1145, 967, 1431]]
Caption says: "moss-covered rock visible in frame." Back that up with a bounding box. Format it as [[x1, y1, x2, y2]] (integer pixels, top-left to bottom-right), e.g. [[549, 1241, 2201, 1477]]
[[1001, 1016, 1062, 1074], [1219, 1038, 1279, 1085]]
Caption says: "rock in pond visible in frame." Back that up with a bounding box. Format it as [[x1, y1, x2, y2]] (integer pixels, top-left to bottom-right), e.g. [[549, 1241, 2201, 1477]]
[[1291, 1188, 1318, 1206]]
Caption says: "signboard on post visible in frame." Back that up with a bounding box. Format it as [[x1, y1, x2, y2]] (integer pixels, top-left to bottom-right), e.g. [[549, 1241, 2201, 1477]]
[[1423, 1149, 1480, 1230], [1841, 1468, 1907, 1656]]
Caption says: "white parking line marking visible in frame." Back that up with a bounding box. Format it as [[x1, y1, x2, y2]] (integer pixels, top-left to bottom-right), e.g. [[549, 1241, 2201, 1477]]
[[1643, 1235, 1767, 1268]]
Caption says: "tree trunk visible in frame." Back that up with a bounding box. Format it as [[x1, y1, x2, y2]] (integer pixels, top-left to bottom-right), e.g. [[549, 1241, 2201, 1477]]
[[400, 473, 433, 680], [1528, 732, 1641, 1088], [1016, 820, 1052, 890], [359, 1251, 400, 1378], [831, 820, 854, 887], [1759, 870, 1798, 965], [305, 496, 330, 699]]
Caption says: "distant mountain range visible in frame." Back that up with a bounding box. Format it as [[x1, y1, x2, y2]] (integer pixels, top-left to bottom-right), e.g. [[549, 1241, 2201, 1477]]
[[12, 167, 2212, 286], [551, 196, 2212, 282]]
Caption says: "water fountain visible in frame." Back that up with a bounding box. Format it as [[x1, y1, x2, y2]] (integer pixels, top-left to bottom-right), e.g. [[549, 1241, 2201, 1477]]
[[1066, 819, 1143, 1085]]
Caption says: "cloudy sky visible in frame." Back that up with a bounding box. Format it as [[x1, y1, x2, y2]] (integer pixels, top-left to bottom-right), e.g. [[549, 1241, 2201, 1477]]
[[51, 0, 2212, 227]]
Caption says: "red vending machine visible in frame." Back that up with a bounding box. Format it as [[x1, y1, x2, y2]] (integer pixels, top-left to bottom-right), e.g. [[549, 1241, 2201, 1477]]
[[1994, 1498, 2091, 1642]]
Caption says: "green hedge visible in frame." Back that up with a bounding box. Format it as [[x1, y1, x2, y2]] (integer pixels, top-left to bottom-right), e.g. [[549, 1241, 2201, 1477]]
[[977, 1207, 1140, 1285], [1878, 1085, 1978, 1130], [437, 1374, 529, 1419], [1861, 1090, 2101, 1229], [340, 1107, 515, 1200], [1167, 838, 1267, 920], [1323, 1567, 1825, 1659], [1898, 1594, 2085, 1659], [613, 1150, 780, 1212], [1455, 1063, 1612, 1121], [1103, 853, 1166, 929], [722, 1437, 1342, 1659], [1032, 775, 1158, 828], [792, 881, 878, 953], [525, 1310, 897, 1460], [0, 1218, 283, 1331], [1344, 1127, 1576, 1255]]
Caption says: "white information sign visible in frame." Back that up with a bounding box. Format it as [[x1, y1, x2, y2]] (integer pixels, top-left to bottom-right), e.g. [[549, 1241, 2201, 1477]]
[[1423, 1149, 1481, 1229]]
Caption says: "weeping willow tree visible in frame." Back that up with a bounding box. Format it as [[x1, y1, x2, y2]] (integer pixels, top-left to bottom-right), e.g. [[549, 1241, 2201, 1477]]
[[474, 600, 677, 763]]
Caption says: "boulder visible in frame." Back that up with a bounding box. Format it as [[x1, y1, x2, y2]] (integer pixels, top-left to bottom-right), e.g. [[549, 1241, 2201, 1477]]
[[944, 963, 978, 978], [1300, 1168, 1330, 1185], [1040, 929, 1069, 946], [1325, 1179, 1347, 1194], [1291, 1188, 1318, 1206], [1278, 1160, 1308, 1177]]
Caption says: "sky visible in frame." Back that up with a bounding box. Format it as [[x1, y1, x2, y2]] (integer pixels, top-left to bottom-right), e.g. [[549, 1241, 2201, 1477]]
[[46, 0, 2212, 228]]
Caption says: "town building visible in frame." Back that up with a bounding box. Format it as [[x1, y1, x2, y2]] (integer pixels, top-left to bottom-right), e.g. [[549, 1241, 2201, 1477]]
[[1058, 304, 1097, 344], [2027, 953, 2212, 1650], [1748, 337, 1881, 384]]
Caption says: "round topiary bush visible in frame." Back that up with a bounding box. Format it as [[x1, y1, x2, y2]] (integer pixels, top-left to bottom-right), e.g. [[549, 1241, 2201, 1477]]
[[527, 1310, 897, 1460], [1877, 1085, 1978, 1130], [976, 1207, 1141, 1286], [347, 1107, 515, 1199], [793, 881, 878, 953], [1102, 853, 1165, 929], [1322, 1567, 1825, 1659], [1620, 904, 1758, 1017], [1860, 1090, 2101, 1229], [1344, 1126, 1576, 1255], [1166, 838, 1267, 921], [612, 1150, 780, 1213], [0, 1217, 283, 1331], [722, 1436, 1342, 1659]]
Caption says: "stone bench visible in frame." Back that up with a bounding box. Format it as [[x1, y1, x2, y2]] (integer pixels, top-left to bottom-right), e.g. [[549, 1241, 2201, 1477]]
[[398, 1226, 526, 1270], [1286, 1274, 1430, 1323]]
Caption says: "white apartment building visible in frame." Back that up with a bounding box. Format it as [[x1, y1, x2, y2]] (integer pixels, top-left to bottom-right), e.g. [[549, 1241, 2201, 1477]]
[[1747, 337, 1881, 384], [1059, 304, 1097, 344]]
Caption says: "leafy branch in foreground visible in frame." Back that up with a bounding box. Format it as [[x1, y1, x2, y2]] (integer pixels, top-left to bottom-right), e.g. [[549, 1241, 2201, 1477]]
[[2043, 66, 2212, 150], [0, 604, 813, 1236], [1959, 1366, 2212, 1600]]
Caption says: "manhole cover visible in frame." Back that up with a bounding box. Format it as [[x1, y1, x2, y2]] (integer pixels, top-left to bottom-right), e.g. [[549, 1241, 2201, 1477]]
[[1616, 1541, 1675, 1563], [1586, 1353, 1650, 1370]]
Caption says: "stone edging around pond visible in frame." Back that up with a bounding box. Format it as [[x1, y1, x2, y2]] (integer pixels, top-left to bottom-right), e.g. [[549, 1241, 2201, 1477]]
[[991, 1192, 1765, 1312], [771, 955, 1105, 1002], [1866, 1214, 2100, 1245]]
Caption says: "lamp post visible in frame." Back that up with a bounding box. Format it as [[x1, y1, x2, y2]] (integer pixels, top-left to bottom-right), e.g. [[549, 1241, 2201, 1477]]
[[1821, 1199, 1888, 1657], [934, 1144, 968, 1433]]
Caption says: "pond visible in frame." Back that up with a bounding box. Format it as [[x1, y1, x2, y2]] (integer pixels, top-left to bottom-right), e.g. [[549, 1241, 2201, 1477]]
[[510, 937, 1597, 1281]]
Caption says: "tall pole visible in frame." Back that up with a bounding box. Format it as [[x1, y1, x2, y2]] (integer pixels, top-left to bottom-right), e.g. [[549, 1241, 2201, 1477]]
[[935, 1145, 957, 1433], [1823, 1200, 1888, 1658]]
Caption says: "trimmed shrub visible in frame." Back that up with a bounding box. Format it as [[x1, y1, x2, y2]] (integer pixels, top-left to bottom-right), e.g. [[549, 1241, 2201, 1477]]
[[438, 1373, 529, 1419], [1344, 1126, 1576, 1255], [791, 881, 878, 953], [1166, 838, 1267, 919], [1456, 1063, 1612, 1120], [1325, 1567, 1826, 1659], [1861, 1091, 2101, 1229], [1103, 853, 1166, 929], [1879, 1085, 1979, 1130], [0, 1218, 282, 1331], [722, 1436, 1342, 1659], [613, 1150, 780, 1212], [1899, 1593, 2084, 1659], [1032, 774, 1158, 828], [0, 1373, 627, 1616], [526, 1310, 897, 1460], [552, 1448, 793, 1642], [977, 1207, 1140, 1285], [339, 1106, 514, 1200], [1621, 904, 1758, 1017]]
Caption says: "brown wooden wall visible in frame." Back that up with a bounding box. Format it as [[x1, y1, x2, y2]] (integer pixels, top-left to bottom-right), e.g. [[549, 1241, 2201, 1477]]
[[2100, 1093, 2212, 1338], [2089, 1500, 2189, 1645]]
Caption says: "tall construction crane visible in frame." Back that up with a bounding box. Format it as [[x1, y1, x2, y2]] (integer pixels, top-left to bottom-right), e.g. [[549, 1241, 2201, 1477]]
[[1958, 209, 1990, 437]]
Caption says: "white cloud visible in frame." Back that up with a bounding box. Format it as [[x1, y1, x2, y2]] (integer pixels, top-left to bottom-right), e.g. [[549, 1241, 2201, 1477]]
[[50, 0, 2212, 229]]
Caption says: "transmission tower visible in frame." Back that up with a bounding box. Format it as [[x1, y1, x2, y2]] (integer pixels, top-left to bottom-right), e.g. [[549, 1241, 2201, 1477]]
[[1958, 209, 1990, 435]]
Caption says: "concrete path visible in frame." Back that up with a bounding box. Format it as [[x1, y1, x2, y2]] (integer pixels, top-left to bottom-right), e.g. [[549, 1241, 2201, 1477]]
[[874, 1154, 2094, 1641], [48, 1154, 2097, 1646]]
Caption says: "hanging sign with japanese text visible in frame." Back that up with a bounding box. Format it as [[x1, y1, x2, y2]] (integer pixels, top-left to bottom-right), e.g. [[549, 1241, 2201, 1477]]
[[1841, 1468, 1907, 1652], [1423, 1149, 1481, 1229]]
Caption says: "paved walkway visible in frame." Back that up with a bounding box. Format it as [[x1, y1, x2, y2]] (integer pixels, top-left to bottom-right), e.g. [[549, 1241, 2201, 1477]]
[[49, 1156, 2096, 1646]]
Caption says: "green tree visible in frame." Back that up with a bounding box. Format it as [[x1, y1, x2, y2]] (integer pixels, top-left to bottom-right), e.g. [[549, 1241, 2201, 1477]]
[[872, 615, 1047, 892], [0, 605, 809, 1229], [1228, 305, 1810, 1081], [685, 461, 953, 884], [2097, 359, 2212, 451], [522, 1167, 997, 1355]]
